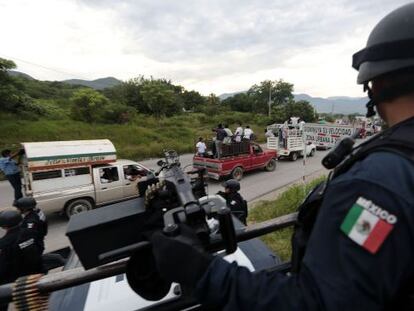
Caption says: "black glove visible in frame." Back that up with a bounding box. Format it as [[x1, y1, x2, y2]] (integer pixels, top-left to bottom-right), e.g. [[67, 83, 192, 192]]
[[150, 225, 213, 288]]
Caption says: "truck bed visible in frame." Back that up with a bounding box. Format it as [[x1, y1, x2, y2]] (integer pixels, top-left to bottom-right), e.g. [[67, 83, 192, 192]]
[[193, 144, 277, 180]]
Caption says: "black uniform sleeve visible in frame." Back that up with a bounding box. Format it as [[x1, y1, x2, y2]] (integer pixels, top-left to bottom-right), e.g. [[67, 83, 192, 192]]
[[194, 178, 414, 311]]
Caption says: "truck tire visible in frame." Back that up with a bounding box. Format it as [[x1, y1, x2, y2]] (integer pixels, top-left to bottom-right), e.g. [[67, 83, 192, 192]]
[[290, 152, 298, 161], [265, 158, 277, 172], [309, 148, 315, 157], [231, 167, 244, 181], [65, 199, 93, 219]]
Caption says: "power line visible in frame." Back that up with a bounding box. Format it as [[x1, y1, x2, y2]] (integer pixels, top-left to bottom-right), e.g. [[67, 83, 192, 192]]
[[0, 53, 88, 79]]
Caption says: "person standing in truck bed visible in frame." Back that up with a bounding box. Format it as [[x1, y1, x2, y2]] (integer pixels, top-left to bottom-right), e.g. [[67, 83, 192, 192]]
[[214, 124, 227, 158]]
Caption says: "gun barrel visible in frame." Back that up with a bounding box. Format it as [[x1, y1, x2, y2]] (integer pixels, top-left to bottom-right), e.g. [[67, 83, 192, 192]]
[[0, 212, 298, 304]]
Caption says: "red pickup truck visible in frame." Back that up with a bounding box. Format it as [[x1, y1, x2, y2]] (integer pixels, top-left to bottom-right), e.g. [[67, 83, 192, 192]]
[[193, 142, 277, 180]]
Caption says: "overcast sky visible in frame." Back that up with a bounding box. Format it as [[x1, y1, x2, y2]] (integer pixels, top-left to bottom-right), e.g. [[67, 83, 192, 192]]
[[0, 0, 411, 97]]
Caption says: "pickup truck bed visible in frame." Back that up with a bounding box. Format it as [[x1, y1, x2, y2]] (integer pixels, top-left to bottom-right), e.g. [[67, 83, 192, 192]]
[[193, 143, 277, 180]]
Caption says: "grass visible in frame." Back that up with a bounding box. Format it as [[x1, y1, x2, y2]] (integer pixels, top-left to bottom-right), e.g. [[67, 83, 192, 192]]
[[248, 176, 326, 261], [0, 112, 269, 160]]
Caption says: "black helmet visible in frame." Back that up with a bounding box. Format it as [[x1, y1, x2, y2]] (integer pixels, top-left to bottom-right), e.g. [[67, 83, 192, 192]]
[[353, 3, 414, 84], [14, 197, 37, 212], [223, 179, 240, 192], [0, 210, 22, 228], [352, 3, 414, 117]]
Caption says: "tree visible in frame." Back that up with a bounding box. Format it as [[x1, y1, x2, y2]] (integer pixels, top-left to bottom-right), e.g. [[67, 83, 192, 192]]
[[103, 77, 146, 112], [0, 58, 29, 112], [270, 104, 287, 123], [104, 77, 185, 117], [182, 90, 206, 111], [284, 100, 317, 122], [195, 93, 223, 115], [207, 93, 220, 106], [71, 88, 110, 123], [222, 93, 254, 112], [139, 80, 182, 117], [248, 79, 294, 114], [0, 58, 16, 75], [272, 80, 294, 106]]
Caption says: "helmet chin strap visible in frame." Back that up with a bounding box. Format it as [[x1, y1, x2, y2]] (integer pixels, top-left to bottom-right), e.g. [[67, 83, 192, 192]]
[[364, 83, 377, 117]]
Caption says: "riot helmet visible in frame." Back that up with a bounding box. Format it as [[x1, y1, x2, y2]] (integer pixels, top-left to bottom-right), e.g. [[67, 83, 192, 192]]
[[223, 179, 240, 192], [0, 210, 22, 228], [352, 3, 414, 116], [14, 197, 37, 212]]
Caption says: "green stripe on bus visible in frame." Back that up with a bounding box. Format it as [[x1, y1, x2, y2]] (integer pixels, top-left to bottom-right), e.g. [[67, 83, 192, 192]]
[[28, 152, 116, 161]]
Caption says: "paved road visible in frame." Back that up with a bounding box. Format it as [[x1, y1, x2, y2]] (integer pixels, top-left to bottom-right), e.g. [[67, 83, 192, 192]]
[[0, 150, 330, 252]]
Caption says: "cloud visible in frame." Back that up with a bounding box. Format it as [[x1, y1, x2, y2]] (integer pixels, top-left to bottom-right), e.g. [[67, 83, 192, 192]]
[[1, 0, 413, 96]]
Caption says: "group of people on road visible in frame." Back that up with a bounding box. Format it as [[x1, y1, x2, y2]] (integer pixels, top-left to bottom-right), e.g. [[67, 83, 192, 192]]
[[195, 123, 255, 158]]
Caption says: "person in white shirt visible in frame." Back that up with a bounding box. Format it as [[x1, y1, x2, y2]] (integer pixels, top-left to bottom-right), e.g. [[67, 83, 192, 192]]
[[234, 122, 243, 142], [243, 125, 254, 140], [196, 137, 207, 157], [223, 125, 233, 144]]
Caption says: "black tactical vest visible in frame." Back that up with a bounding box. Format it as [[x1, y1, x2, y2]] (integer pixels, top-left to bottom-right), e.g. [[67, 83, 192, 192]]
[[291, 117, 414, 274]]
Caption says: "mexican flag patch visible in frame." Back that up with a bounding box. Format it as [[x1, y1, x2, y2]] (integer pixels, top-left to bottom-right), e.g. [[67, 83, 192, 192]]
[[340, 197, 397, 254]]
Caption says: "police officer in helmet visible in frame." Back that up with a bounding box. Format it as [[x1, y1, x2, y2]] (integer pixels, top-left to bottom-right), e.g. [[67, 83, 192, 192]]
[[217, 179, 248, 225], [14, 197, 48, 253], [0, 210, 43, 283], [148, 4, 414, 310], [0, 210, 24, 285], [0, 210, 43, 311]]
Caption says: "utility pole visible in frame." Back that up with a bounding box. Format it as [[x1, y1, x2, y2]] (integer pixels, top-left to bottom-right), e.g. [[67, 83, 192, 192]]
[[268, 82, 272, 117]]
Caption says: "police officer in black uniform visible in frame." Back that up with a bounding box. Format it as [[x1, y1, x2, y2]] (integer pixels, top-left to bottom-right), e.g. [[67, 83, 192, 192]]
[[14, 197, 48, 253], [148, 3, 414, 310], [0, 210, 43, 283], [0, 210, 43, 311], [217, 179, 248, 225], [0, 210, 24, 285]]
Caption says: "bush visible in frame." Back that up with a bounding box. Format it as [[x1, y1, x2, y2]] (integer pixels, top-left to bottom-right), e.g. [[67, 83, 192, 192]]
[[70, 88, 110, 123], [31, 99, 69, 119], [102, 103, 136, 124]]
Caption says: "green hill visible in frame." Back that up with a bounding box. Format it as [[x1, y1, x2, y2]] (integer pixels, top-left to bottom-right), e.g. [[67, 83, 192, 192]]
[[63, 77, 122, 90], [8, 70, 34, 80]]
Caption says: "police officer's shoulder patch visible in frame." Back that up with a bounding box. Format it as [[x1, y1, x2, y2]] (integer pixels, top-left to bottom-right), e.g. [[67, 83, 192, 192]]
[[340, 196, 397, 254]]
